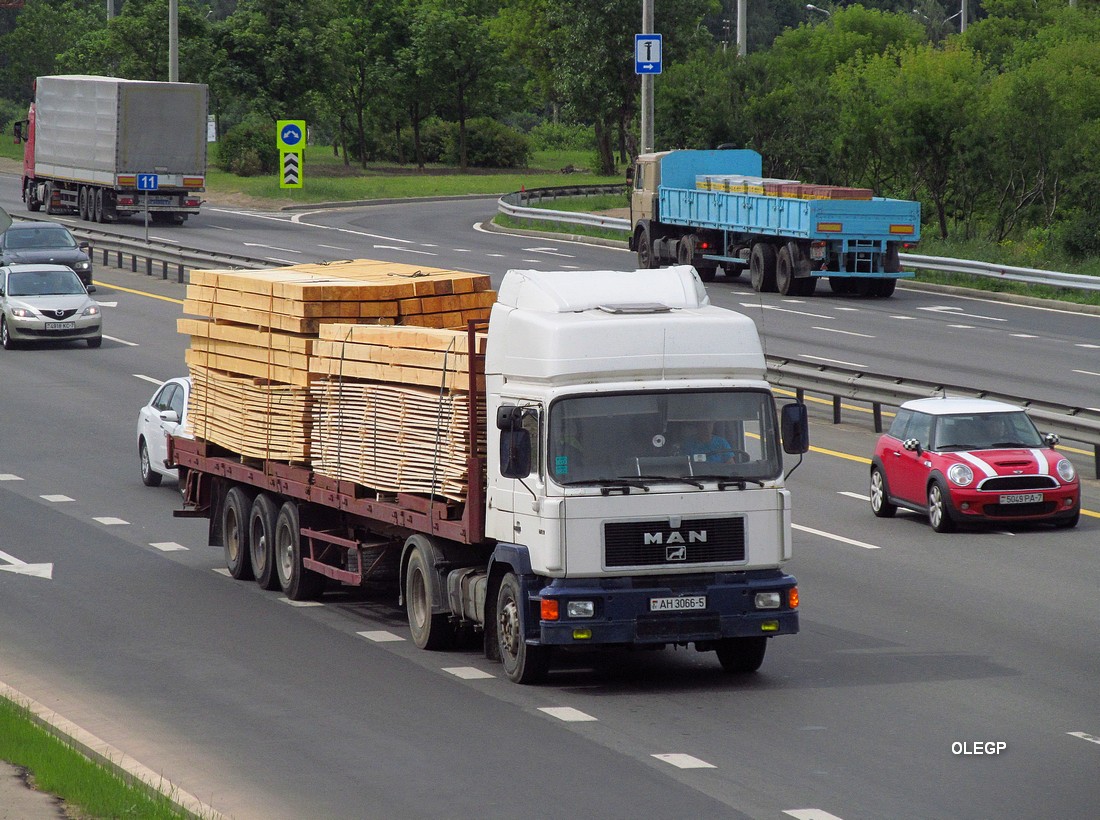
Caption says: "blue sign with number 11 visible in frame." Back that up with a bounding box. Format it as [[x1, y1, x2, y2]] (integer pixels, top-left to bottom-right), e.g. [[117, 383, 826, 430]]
[[137, 174, 159, 191]]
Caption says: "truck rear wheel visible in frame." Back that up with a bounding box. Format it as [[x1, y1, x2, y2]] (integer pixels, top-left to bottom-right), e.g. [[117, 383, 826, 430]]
[[405, 538, 452, 650], [275, 501, 324, 600], [222, 486, 254, 580], [749, 243, 777, 293], [78, 187, 89, 221], [249, 493, 281, 589], [496, 573, 549, 684], [715, 636, 767, 673]]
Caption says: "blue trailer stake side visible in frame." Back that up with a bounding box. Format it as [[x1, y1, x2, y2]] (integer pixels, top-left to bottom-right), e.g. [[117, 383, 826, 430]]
[[629, 149, 921, 297]]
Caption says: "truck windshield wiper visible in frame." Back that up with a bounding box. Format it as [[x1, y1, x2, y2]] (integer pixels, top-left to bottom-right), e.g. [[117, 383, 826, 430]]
[[690, 474, 767, 489], [559, 478, 650, 494], [633, 474, 705, 489]]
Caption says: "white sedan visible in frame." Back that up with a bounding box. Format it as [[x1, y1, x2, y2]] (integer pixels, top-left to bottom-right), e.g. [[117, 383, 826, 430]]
[[137, 376, 191, 487]]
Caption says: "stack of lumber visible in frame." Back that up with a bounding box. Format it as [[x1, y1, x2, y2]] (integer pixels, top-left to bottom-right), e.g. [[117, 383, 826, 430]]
[[309, 324, 487, 501], [180, 260, 494, 470]]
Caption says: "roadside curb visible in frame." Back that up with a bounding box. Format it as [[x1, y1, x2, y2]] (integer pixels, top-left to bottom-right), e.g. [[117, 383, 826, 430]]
[[0, 681, 226, 820]]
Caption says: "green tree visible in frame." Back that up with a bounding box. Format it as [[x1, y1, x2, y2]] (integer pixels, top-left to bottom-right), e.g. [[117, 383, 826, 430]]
[[0, 0, 104, 102]]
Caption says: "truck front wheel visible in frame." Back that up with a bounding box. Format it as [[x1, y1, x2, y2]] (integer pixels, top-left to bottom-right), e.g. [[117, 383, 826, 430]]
[[715, 636, 767, 673], [636, 226, 657, 269], [496, 573, 549, 684]]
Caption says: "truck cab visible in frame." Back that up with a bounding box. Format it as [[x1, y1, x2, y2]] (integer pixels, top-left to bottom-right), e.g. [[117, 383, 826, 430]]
[[478, 267, 808, 681]]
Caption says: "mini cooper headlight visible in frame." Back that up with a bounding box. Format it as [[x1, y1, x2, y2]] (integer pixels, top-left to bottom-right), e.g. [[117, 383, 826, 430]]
[[947, 463, 974, 486], [1056, 459, 1076, 482]]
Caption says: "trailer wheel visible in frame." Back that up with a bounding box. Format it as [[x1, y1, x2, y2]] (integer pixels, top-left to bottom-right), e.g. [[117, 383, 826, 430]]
[[776, 246, 797, 296], [828, 277, 855, 295], [275, 501, 323, 601], [715, 637, 767, 673], [78, 187, 89, 221], [93, 188, 105, 223], [249, 493, 281, 589], [875, 278, 897, 298], [496, 573, 549, 684], [749, 243, 777, 293], [405, 541, 452, 650], [222, 486, 254, 580]]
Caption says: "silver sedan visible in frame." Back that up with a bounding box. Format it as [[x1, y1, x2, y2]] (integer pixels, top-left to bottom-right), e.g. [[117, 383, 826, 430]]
[[0, 263, 102, 349]]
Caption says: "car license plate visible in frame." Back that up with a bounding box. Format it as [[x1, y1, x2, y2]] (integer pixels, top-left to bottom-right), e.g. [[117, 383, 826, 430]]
[[999, 493, 1043, 504], [650, 596, 706, 612], [45, 321, 75, 330]]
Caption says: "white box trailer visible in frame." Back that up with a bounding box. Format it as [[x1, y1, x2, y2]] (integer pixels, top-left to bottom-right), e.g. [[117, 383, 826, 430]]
[[17, 75, 207, 224]]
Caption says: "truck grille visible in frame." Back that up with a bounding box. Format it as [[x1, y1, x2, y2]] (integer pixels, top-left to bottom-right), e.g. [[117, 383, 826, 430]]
[[604, 517, 745, 568]]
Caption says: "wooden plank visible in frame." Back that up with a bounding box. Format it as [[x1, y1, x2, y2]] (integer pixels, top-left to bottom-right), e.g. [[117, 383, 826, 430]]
[[317, 324, 487, 353]]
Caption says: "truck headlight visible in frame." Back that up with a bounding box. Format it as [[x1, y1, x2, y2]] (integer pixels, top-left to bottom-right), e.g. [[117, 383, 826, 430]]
[[567, 600, 594, 618], [754, 591, 781, 609], [947, 463, 973, 486]]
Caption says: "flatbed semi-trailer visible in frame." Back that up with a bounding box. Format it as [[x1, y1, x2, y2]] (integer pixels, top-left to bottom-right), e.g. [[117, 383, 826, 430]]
[[172, 264, 809, 683]]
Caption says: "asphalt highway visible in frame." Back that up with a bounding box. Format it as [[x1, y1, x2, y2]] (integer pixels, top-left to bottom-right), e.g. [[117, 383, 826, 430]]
[[1, 180, 1098, 819]]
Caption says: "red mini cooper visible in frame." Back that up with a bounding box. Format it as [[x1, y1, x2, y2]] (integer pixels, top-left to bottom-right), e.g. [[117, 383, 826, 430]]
[[870, 397, 1080, 532]]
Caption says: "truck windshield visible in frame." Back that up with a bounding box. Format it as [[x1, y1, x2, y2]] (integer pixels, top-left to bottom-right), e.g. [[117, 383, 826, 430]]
[[548, 389, 782, 486]]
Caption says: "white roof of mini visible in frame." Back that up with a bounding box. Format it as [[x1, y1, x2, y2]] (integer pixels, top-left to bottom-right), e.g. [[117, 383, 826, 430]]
[[900, 396, 1022, 415]]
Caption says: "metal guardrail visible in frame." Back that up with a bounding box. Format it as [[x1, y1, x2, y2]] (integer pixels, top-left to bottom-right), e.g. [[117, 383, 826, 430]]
[[767, 356, 1100, 477], [497, 189, 1100, 293], [20, 202, 1097, 476]]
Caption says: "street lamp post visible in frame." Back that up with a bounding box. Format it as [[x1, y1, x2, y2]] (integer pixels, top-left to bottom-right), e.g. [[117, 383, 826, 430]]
[[805, 4, 831, 17]]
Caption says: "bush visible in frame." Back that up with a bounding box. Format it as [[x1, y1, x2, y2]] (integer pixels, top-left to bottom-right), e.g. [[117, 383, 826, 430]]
[[449, 117, 530, 168], [1055, 209, 1100, 260], [216, 117, 279, 176], [527, 121, 593, 152]]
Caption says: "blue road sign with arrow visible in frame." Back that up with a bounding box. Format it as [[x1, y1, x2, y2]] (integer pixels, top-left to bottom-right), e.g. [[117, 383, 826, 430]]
[[635, 34, 662, 74]]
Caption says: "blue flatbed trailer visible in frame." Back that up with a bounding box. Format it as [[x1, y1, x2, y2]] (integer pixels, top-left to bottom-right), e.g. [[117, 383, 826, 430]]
[[630, 149, 922, 297]]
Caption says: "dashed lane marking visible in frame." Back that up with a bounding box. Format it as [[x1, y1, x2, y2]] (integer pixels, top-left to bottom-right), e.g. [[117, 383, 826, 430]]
[[93, 517, 129, 525], [41, 495, 74, 503], [651, 753, 715, 769], [357, 630, 404, 642], [539, 706, 597, 722], [444, 667, 494, 680], [150, 542, 188, 551]]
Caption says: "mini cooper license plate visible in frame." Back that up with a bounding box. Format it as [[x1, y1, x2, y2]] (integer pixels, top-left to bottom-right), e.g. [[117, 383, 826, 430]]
[[650, 596, 706, 612], [45, 321, 75, 330], [999, 493, 1043, 504]]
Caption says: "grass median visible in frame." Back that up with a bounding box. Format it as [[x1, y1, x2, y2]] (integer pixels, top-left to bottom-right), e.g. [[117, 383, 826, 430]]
[[0, 698, 191, 819]]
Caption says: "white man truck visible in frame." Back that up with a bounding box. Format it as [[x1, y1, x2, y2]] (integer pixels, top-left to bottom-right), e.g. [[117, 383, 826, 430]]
[[631, 149, 921, 297], [15, 75, 207, 224], [172, 265, 808, 683]]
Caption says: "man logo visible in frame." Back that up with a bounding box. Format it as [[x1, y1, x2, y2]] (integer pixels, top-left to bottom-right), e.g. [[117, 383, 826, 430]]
[[666, 545, 687, 561], [644, 530, 708, 545]]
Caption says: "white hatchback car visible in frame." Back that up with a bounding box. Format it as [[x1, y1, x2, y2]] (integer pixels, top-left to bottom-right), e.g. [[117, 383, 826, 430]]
[[137, 376, 191, 486]]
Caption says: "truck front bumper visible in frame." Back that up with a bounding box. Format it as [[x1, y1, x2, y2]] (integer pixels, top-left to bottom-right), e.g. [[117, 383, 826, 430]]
[[535, 570, 798, 647]]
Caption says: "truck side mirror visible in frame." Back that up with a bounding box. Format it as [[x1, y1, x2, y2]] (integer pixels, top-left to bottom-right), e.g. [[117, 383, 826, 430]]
[[500, 429, 532, 478], [496, 405, 523, 431], [780, 403, 809, 454]]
